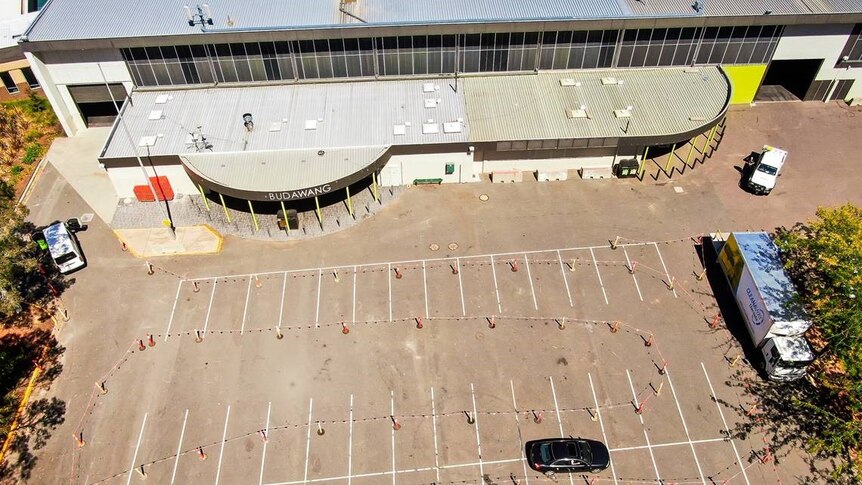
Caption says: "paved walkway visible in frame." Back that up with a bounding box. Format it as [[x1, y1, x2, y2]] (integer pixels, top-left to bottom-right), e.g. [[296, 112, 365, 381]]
[[114, 225, 223, 257], [44, 127, 118, 224]]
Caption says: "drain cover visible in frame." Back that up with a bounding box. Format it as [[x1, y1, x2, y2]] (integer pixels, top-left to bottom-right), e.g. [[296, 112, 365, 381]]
[[429, 243, 440, 251], [479, 194, 489, 201], [448, 242, 459, 251]]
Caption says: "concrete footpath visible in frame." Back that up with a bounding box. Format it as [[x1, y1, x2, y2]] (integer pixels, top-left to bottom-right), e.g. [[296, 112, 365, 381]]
[[114, 225, 223, 257]]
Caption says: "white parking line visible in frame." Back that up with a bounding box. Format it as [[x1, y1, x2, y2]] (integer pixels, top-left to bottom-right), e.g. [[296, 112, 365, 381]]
[[523, 254, 539, 311], [190, 241, 667, 282], [387, 263, 393, 322], [549, 376, 565, 438], [610, 437, 728, 452], [489, 256, 502, 313], [622, 247, 643, 302], [390, 390, 396, 485], [163, 281, 183, 341], [588, 373, 618, 485], [430, 387, 441, 484], [470, 383, 484, 479], [590, 248, 609, 305], [169, 409, 189, 485], [665, 368, 706, 484], [241, 276, 253, 334], [352, 266, 357, 323], [277, 272, 287, 330], [556, 250, 573, 308], [315, 269, 322, 326], [549, 376, 575, 485], [124, 413, 148, 485], [422, 260, 429, 319], [214, 405, 231, 485], [203, 277, 217, 335], [259, 402, 272, 485], [701, 362, 750, 485], [303, 399, 313, 485], [509, 380, 530, 485], [626, 370, 660, 481], [348, 394, 354, 485], [653, 242, 678, 298], [263, 458, 524, 485], [456, 258, 466, 316]]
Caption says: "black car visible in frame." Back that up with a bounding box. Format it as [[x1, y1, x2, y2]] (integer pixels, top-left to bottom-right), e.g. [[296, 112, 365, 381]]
[[525, 438, 610, 474]]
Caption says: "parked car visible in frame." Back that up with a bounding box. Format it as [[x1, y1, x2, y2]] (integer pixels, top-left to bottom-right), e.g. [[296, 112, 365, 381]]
[[35, 220, 87, 274], [525, 438, 610, 474], [742, 145, 786, 195]]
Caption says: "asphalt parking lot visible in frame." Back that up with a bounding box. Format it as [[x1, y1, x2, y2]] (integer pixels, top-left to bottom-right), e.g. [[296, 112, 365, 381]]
[[22, 101, 862, 485], [64, 238, 775, 485]]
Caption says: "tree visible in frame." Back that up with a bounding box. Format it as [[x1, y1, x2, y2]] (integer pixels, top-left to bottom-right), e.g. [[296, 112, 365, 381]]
[[773, 204, 862, 477], [0, 190, 60, 324]]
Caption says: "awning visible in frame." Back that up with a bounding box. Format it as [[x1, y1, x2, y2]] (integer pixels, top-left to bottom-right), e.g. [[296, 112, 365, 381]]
[[181, 146, 390, 202]]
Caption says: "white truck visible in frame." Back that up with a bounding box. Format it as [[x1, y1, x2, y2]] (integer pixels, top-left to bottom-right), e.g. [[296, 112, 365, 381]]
[[743, 145, 786, 195], [716, 232, 814, 381]]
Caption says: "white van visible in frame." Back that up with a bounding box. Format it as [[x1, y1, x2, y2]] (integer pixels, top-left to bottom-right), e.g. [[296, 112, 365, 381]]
[[42, 221, 86, 274], [744, 145, 787, 195]]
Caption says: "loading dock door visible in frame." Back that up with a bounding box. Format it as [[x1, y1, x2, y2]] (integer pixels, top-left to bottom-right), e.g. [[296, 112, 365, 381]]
[[67, 84, 128, 127], [757, 59, 822, 101]]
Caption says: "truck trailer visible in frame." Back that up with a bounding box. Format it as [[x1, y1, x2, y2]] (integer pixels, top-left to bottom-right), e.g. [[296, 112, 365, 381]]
[[716, 232, 814, 381]]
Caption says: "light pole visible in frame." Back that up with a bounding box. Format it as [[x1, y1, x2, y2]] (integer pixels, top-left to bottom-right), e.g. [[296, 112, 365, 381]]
[[98, 63, 176, 239]]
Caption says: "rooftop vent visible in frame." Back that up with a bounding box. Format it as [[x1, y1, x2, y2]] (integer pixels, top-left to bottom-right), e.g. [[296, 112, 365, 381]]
[[138, 136, 157, 147], [443, 122, 462, 134], [304, 119, 318, 130], [423, 82, 435, 93], [559, 78, 581, 87], [614, 107, 633, 118], [148, 110, 163, 120], [422, 123, 439, 134], [155, 94, 170, 104], [424, 98, 439, 109], [566, 106, 589, 119], [243, 113, 254, 132], [269, 122, 282, 132], [393, 124, 407, 136]]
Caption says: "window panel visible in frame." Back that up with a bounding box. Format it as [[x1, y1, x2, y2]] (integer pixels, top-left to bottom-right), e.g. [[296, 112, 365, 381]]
[[1, 71, 19, 93], [151, 62, 172, 85], [145, 47, 163, 61]]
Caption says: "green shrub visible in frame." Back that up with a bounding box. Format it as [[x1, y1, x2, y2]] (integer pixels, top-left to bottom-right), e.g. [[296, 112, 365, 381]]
[[10, 166, 23, 176], [22, 144, 41, 165]]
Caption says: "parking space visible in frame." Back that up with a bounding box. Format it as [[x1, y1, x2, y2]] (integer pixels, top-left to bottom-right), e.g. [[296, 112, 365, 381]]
[[74, 240, 767, 485]]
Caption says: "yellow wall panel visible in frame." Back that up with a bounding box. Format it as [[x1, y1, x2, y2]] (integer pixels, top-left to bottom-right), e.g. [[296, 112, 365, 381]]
[[723, 64, 768, 104]]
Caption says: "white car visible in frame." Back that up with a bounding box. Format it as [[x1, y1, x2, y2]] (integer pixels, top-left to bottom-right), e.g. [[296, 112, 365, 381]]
[[744, 145, 786, 195]]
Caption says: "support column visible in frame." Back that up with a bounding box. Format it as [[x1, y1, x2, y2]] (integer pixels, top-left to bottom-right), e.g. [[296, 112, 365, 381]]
[[248, 200, 259, 232], [664, 143, 677, 173], [314, 196, 323, 229], [218, 193, 231, 223], [279, 200, 289, 236], [372, 172, 380, 203], [346, 186, 354, 219], [705, 125, 717, 158], [198, 184, 210, 211], [685, 138, 696, 168], [637, 146, 650, 178]]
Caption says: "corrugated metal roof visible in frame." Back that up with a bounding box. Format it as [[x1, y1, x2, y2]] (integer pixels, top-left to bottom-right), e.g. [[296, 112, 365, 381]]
[[24, 0, 862, 43], [182, 146, 388, 193], [357, 0, 624, 24], [102, 78, 468, 159], [462, 66, 729, 142]]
